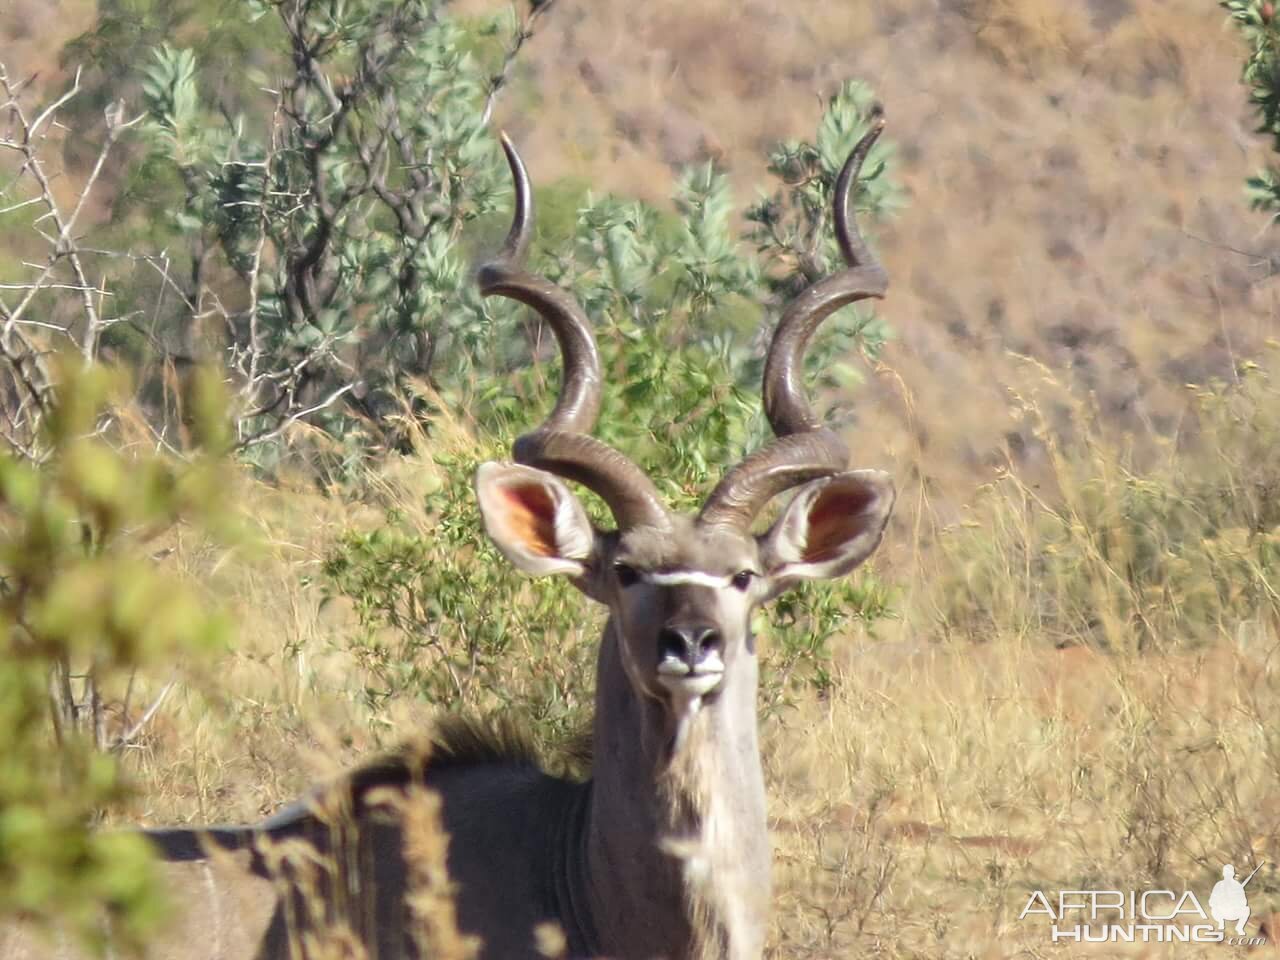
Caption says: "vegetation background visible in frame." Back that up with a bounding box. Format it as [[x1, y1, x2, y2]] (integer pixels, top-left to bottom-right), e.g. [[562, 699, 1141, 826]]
[[1, 0, 1279, 956]]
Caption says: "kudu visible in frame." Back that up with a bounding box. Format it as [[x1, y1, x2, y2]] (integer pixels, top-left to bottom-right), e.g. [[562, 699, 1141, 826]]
[[1, 118, 895, 960]]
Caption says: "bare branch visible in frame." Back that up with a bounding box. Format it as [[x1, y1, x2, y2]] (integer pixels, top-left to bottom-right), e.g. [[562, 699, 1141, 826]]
[[236, 381, 358, 449], [480, 1, 559, 128], [110, 678, 177, 754]]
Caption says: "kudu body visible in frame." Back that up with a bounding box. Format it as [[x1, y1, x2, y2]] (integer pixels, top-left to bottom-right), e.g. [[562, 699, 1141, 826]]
[[1, 119, 895, 960]]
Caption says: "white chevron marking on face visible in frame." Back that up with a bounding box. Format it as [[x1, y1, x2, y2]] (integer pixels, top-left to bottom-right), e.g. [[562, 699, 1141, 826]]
[[642, 570, 734, 588]]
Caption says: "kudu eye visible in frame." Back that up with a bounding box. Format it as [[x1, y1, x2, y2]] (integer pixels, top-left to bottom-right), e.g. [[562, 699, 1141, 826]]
[[614, 563, 639, 588], [731, 570, 756, 592]]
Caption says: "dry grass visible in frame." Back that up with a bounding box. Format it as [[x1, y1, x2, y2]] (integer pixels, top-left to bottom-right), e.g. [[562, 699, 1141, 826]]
[[765, 639, 1279, 957], [90, 358, 1278, 958], [769, 364, 1280, 957]]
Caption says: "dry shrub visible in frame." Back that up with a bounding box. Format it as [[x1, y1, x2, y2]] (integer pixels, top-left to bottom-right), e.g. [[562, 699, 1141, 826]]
[[927, 352, 1280, 653]]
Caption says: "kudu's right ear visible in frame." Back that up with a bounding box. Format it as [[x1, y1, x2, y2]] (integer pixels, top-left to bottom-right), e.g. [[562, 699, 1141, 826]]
[[475, 462, 597, 579]]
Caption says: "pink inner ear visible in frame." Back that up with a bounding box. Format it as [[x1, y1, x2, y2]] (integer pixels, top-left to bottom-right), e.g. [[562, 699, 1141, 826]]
[[497, 483, 559, 557], [803, 486, 876, 564]]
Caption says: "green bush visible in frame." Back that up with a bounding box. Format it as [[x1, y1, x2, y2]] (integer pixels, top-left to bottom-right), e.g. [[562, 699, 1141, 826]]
[[0, 364, 233, 953], [1223, 0, 1280, 217], [324, 84, 901, 732]]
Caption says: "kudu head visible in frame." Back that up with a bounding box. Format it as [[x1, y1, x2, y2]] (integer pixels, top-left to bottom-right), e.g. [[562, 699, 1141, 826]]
[[475, 122, 895, 755]]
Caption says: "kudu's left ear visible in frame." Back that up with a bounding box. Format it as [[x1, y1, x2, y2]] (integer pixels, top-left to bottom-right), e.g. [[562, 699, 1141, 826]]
[[475, 462, 597, 579], [759, 470, 895, 595]]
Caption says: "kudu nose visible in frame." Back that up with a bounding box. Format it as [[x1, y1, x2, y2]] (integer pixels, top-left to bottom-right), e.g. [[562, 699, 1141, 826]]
[[657, 624, 723, 669]]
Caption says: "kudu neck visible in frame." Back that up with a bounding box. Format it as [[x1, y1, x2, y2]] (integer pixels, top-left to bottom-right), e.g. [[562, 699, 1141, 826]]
[[582, 616, 770, 959]]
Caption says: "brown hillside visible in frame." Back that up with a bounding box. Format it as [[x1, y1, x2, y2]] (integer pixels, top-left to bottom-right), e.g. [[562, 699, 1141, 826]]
[[479, 0, 1276, 547]]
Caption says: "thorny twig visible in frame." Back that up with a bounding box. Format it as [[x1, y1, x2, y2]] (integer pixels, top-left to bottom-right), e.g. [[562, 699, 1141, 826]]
[[236, 381, 358, 449], [0, 64, 140, 457], [480, 0, 559, 128], [0, 67, 142, 359]]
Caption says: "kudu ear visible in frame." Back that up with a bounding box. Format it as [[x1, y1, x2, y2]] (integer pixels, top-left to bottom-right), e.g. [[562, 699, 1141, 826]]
[[475, 462, 597, 579], [758, 470, 895, 596]]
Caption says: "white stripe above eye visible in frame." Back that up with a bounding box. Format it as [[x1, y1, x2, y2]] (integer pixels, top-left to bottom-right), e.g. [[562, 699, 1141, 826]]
[[643, 570, 735, 588]]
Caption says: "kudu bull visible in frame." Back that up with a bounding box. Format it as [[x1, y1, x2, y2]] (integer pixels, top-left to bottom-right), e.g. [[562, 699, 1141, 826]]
[[2, 118, 895, 960]]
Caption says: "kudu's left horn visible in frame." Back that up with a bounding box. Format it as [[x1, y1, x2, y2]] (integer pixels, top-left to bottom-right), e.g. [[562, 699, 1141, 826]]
[[699, 110, 889, 530]]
